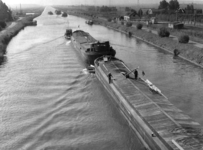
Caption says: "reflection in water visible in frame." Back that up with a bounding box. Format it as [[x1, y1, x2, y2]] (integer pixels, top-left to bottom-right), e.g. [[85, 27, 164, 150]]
[[1, 6, 203, 150]]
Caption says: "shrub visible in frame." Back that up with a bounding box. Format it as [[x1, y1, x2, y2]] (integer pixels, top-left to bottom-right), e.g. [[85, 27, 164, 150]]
[[136, 23, 143, 29], [126, 22, 132, 27], [107, 18, 111, 22], [158, 27, 170, 37], [0, 21, 6, 29], [1, 35, 11, 45], [178, 35, 189, 43]]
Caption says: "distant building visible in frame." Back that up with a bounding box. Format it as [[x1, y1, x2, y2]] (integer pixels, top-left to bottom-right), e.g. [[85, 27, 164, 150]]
[[147, 9, 165, 15], [124, 16, 130, 21], [150, 17, 158, 24], [181, 9, 202, 14], [168, 22, 184, 29], [26, 13, 35, 16], [177, 8, 185, 14], [194, 9, 202, 14]]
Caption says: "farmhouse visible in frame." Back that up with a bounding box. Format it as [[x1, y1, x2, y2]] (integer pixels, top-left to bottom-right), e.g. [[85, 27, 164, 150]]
[[168, 22, 184, 29]]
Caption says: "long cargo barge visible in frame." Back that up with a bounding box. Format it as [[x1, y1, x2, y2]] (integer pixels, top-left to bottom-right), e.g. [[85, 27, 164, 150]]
[[94, 56, 203, 150], [71, 30, 116, 64]]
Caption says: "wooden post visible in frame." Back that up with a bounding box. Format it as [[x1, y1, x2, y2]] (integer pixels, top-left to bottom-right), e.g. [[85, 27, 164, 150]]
[[194, 14, 196, 26], [176, 12, 178, 22]]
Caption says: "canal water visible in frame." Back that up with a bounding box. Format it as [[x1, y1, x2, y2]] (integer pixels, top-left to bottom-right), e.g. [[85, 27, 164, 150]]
[[1, 6, 203, 150]]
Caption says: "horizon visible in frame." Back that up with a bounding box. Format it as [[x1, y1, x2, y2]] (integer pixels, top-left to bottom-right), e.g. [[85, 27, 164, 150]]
[[4, 0, 203, 6]]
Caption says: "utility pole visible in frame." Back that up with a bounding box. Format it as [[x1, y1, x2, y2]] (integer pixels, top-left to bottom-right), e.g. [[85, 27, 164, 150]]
[[138, 0, 140, 10], [20, 3, 22, 15]]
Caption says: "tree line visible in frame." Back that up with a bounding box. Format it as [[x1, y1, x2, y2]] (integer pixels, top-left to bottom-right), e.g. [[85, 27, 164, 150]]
[[87, 6, 117, 12], [158, 0, 201, 14], [0, 0, 13, 22]]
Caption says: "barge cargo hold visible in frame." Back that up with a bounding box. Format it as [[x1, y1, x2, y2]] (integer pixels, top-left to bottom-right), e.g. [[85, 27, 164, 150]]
[[71, 30, 116, 64], [94, 56, 203, 150]]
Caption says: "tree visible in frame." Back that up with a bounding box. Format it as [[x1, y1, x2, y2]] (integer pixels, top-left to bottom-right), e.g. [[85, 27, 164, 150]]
[[158, 0, 169, 10], [125, 7, 131, 11], [169, 0, 179, 10], [186, 4, 194, 10], [138, 9, 143, 18], [0, 0, 13, 21]]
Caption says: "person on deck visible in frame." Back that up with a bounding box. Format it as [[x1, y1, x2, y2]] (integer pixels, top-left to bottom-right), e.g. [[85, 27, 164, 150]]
[[142, 71, 145, 76], [107, 72, 112, 84], [134, 69, 138, 80]]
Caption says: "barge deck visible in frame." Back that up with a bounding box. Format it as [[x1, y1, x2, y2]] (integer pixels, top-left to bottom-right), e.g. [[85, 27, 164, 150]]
[[95, 56, 203, 150]]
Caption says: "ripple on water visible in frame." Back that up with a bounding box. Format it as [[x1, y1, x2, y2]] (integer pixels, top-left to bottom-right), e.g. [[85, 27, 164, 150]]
[[0, 6, 147, 150]]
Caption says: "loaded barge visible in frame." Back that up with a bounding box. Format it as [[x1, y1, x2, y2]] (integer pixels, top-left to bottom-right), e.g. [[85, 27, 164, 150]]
[[71, 30, 116, 64], [95, 56, 203, 150], [86, 20, 93, 25]]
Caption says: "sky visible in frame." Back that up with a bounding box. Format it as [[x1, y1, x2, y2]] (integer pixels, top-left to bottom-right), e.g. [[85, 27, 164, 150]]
[[4, 0, 203, 6]]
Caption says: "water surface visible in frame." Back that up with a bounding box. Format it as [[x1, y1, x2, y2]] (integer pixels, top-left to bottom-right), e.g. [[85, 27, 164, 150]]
[[1, 6, 203, 150]]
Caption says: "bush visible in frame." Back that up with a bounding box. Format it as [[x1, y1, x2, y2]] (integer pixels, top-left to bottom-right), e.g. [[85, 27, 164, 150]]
[[136, 23, 143, 29], [0, 21, 6, 29], [107, 18, 111, 22], [158, 27, 170, 37], [126, 22, 132, 27], [178, 35, 189, 43]]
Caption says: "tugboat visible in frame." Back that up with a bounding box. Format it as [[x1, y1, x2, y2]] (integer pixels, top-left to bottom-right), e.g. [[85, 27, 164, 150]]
[[71, 30, 116, 64], [85, 20, 93, 25], [94, 55, 203, 150], [64, 29, 72, 40]]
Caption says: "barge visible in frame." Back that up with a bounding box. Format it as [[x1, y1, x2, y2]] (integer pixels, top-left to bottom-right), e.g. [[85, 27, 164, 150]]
[[86, 20, 93, 25], [95, 56, 203, 150], [71, 30, 116, 64]]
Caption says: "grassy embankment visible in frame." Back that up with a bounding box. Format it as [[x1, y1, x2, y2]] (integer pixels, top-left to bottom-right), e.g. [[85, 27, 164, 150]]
[[0, 14, 41, 60], [62, 7, 203, 67]]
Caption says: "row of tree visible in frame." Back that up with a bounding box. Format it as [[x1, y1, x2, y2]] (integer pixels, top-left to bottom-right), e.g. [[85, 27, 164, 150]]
[[0, 0, 12, 22], [87, 6, 117, 12], [158, 0, 180, 10], [158, 0, 202, 14]]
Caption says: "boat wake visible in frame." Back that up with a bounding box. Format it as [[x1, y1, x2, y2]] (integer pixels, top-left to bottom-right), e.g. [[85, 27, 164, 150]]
[[82, 68, 89, 74]]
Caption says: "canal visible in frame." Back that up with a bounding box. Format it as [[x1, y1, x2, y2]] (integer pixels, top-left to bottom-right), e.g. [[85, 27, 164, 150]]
[[1, 6, 203, 150]]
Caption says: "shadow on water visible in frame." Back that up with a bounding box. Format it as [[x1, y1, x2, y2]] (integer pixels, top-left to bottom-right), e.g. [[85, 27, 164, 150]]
[[0, 56, 7, 66]]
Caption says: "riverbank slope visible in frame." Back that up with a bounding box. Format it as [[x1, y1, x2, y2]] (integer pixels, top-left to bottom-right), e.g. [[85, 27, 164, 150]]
[[0, 15, 40, 61]]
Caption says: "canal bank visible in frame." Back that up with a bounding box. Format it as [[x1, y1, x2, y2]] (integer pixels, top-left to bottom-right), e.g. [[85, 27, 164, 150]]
[[67, 11, 203, 68], [0, 15, 39, 60]]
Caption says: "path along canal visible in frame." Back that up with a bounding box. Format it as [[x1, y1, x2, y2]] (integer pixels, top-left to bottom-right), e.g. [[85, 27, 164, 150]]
[[1, 7, 203, 150]]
